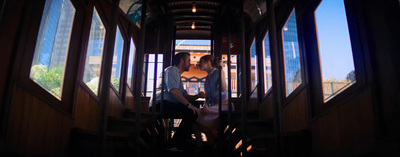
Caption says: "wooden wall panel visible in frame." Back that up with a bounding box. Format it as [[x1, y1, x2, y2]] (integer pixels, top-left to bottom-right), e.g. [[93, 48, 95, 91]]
[[107, 88, 123, 117], [0, 1, 24, 108], [125, 89, 135, 111], [282, 89, 310, 133], [311, 88, 375, 156], [258, 93, 274, 121], [247, 87, 258, 111], [7, 86, 73, 156], [73, 86, 99, 131]]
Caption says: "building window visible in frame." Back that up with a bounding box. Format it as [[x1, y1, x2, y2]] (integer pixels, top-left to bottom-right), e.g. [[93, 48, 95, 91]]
[[263, 32, 272, 94], [82, 8, 106, 95], [142, 54, 163, 97], [315, 0, 355, 101], [250, 38, 257, 91], [127, 38, 136, 88], [111, 26, 124, 92], [282, 9, 302, 97], [30, 0, 75, 99]]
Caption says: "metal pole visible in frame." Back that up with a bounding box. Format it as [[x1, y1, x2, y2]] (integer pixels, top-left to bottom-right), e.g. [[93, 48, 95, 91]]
[[211, 25, 214, 55], [239, 0, 248, 155], [267, 0, 283, 156], [217, 27, 223, 155], [134, 0, 148, 156], [151, 24, 161, 152], [226, 22, 233, 157]]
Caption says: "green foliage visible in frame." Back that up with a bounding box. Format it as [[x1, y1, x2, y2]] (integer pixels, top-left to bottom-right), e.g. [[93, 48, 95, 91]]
[[111, 76, 120, 91], [30, 64, 64, 98]]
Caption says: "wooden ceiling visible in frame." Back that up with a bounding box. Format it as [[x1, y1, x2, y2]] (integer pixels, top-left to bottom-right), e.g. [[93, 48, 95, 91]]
[[144, 0, 278, 39]]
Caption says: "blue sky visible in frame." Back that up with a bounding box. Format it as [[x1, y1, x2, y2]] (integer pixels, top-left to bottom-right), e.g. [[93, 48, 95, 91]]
[[315, 0, 355, 81]]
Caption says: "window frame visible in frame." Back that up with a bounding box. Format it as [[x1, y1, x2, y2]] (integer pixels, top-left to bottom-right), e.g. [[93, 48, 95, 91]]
[[276, 7, 307, 106], [18, 0, 84, 115], [109, 16, 130, 101], [141, 53, 164, 98], [125, 19, 140, 96], [260, 30, 273, 100], [249, 37, 258, 94], [126, 35, 137, 93], [78, 4, 109, 101], [303, 0, 367, 118]]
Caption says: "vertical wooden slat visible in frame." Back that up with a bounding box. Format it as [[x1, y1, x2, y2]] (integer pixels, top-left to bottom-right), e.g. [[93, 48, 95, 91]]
[[98, 0, 118, 154], [267, 0, 283, 156]]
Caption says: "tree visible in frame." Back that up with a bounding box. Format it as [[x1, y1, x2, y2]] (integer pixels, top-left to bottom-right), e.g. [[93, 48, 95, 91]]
[[30, 65, 64, 98]]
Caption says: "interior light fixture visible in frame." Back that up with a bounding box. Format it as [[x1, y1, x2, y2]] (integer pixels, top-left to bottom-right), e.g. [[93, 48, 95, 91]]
[[191, 22, 195, 29], [192, 2, 197, 13]]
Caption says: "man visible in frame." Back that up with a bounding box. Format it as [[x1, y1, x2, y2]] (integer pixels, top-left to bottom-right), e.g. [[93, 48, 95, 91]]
[[149, 52, 205, 150]]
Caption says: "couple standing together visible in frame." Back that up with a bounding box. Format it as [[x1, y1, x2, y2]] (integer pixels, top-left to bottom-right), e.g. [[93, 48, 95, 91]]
[[149, 52, 234, 151]]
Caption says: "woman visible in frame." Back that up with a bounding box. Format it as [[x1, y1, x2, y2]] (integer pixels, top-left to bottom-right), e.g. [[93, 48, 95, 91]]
[[194, 55, 234, 149]]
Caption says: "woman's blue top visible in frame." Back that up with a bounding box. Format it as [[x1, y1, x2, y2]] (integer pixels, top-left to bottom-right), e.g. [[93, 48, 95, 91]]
[[204, 68, 228, 106]]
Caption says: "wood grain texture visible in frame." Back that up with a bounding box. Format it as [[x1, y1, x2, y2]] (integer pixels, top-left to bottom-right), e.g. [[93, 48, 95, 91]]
[[107, 88, 124, 117], [258, 93, 274, 121], [311, 88, 375, 156], [282, 89, 310, 133], [6, 86, 73, 156], [73, 86, 99, 131], [125, 89, 135, 111]]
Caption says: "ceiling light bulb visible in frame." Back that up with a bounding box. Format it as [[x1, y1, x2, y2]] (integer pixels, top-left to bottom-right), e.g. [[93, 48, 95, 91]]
[[191, 22, 195, 29], [192, 3, 197, 13]]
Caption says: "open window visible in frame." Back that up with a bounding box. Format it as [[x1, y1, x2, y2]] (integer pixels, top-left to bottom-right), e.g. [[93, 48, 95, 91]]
[[82, 7, 106, 96], [282, 9, 302, 97], [250, 38, 257, 91], [126, 38, 136, 89], [262, 32, 272, 95], [110, 26, 124, 93], [315, 0, 356, 102], [30, 0, 76, 99]]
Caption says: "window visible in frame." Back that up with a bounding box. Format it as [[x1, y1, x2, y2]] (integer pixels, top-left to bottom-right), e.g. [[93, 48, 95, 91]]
[[83, 8, 106, 95], [315, 0, 355, 101], [127, 38, 136, 88], [282, 9, 302, 97], [263, 32, 272, 94], [250, 38, 257, 91], [142, 54, 163, 97], [175, 39, 211, 97], [111, 26, 124, 92], [222, 55, 239, 98], [30, 0, 75, 99]]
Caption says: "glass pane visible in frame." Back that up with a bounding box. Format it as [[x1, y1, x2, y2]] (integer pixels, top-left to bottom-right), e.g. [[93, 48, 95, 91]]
[[145, 54, 163, 97], [127, 38, 136, 88], [111, 26, 124, 92], [222, 55, 239, 98], [83, 8, 106, 95], [263, 32, 272, 94], [283, 9, 302, 96], [30, 0, 75, 99], [250, 38, 257, 90], [315, 0, 356, 101]]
